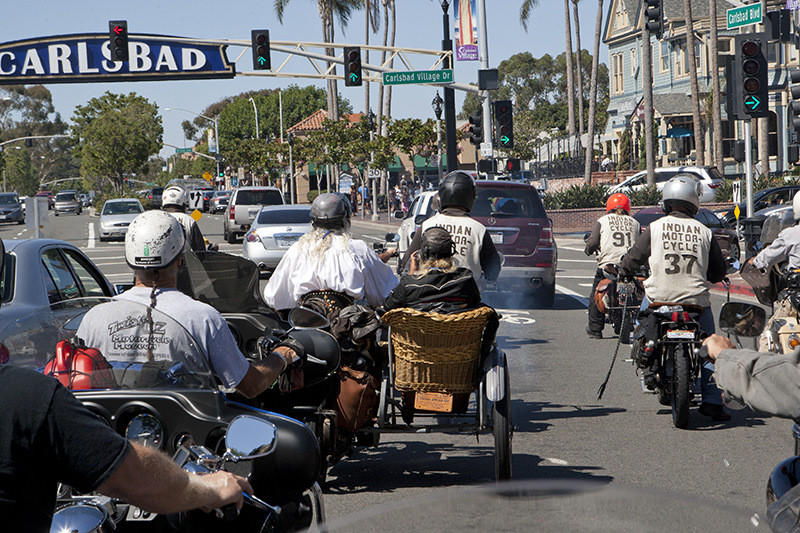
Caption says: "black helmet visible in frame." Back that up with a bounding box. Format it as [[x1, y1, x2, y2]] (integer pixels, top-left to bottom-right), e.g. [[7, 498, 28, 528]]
[[438, 171, 476, 212], [310, 192, 349, 229], [420, 226, 456, 262]]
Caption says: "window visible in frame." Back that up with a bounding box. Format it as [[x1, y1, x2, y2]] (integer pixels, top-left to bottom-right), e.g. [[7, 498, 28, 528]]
[[41, 248, 81, 303], [660, 41, 670, 73], [674, 40, 687, 76], [256, 208, 312, 225], [717, 39, 731, 54], [612, 53, 624, 94], [472, 188, 547, 219], [62, 249, 111, 298], [236, 190, 283, 205], [630, 49, 637, 76], [614, 0, 629, 29], [0, 253, 15, 303]]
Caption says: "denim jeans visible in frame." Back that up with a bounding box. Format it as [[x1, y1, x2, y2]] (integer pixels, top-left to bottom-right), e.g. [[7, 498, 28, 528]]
[[640, 297, 722, 406]]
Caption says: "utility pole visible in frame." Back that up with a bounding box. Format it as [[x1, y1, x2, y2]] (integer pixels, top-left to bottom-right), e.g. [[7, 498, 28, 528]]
[[477, 0, 492, 162], [441, 1, 457, 172]]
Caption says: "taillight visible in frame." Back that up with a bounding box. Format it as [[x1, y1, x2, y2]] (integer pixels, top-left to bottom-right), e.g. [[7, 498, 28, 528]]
[[0, 343, 8, 364], [538, 224, 553, 246], [229, 205, 235, 220], [708, 182, 721, 189], [245, 231, 260, 243]]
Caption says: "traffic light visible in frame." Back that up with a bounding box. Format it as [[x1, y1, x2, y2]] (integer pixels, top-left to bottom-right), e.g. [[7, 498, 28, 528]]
[[494, 100, 514, 149], [217, 159, 226, 178], [108, 20, 128, 62], [735, 33, 768, 119], [251, 30, 271, 70], [789, 69, 800, 164], [644, 0, 663, 40], [505, 158, 521, 173], [468, 110, 483, 145], [344, 46, 362, 87]]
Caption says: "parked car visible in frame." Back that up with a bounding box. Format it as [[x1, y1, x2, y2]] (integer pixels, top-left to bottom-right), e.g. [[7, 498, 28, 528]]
[[396, 191, 439, 257], [0, 193, 24, 224], [53, 191, 82, 216], [35, 191, 54, 209], [210, 190, 231, 213], [717, 185, 800, 228], [607, 166, 726, 203], [98, 198, 144, 241], [634, 206, 740, 262], [223, 186, 284, 244], [471, 180, 558, 307], [0, 238, 115, 333], [144, 186, 164, 209], [243, 205, 313, 275]]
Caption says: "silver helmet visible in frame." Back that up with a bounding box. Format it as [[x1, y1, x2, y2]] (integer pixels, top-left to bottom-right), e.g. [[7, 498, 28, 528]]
[[661, 175, 701, 215], [310, 192, 350, 229]]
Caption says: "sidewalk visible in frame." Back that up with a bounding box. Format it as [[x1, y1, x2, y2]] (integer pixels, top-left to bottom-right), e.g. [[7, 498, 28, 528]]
[[350, 211, 402, 232]]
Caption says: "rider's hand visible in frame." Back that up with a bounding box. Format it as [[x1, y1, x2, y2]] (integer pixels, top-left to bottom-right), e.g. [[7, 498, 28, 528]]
[[408, 250, 420, 274], [272, 345, 299, 366], [702, 334, 735, 361], [198, 471, 253, 512]]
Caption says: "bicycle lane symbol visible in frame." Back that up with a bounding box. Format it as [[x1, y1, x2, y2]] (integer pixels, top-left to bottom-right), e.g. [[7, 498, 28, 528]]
[[496, 310, 536, 325]]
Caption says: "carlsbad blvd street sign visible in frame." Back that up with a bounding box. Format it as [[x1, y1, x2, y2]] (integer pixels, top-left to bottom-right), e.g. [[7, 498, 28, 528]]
[[0, 34, 235, 84]]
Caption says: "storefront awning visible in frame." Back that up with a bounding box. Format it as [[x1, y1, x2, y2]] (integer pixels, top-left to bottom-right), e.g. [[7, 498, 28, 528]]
[[663, 127, 693, 138], [413, 154, 447, 171]]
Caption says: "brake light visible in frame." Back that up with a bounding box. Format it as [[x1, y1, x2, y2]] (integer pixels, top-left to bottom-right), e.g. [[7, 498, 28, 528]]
[[538, 224, 553, 246], [708, 182, 721, 189], [0, 343, 7, 364], [245, 231, 260, 243], [229, 205, 235, 220]]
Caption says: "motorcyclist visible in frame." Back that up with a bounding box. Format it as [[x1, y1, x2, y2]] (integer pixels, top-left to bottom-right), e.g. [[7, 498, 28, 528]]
[[161, 185, 208, 252], [746, 190, 800, 351], [77, 210, 297, 398], [619, 175, 729, 421], [264, 192, 399, 312], [584, 193, 640, 339], [400, 171, 502, 284]]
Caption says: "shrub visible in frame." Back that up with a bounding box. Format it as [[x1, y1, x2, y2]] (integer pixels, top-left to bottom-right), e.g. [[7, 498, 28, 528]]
[[628, 185, 661, 207], [542, 182, 609, 210], [306, 189, 329, 203]]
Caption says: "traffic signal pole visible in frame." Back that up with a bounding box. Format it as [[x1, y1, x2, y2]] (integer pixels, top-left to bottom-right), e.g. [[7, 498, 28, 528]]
[[745, 120, 754, 217], [477, 0, 493, 160], [441, 2, 457, 173]]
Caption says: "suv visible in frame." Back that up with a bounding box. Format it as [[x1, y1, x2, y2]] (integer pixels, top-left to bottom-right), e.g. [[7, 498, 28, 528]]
[[35, 191, 54, 210], [607, 166, 726, 203], [223, 186, 285, 243], [471, 181, 557, 307], [53, 192, 82, 216]]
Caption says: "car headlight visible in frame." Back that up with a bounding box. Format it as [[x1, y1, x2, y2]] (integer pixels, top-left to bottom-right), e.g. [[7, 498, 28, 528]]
[[125, 413, 163, 448]]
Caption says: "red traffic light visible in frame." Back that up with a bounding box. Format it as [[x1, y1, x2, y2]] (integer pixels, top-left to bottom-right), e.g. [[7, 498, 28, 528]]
[[742, 40, 759, 57]]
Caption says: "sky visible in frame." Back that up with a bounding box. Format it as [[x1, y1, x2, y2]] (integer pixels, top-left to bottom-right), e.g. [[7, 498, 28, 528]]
[[0, 0, 609, 158]]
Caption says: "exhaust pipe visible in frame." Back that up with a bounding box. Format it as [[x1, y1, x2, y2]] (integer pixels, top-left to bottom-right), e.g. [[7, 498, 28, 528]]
[[257, 262, 268, 271], [529, 278, 542, 289]]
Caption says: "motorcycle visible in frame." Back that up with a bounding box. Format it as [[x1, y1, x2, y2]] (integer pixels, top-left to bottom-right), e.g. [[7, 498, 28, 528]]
[[0, 298, 323, 532], [740, 260, 800, 354], [595, 265, 644, 344]]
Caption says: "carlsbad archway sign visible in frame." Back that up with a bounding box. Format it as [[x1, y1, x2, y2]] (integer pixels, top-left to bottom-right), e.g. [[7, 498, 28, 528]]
[[0, 33, 235, 84]]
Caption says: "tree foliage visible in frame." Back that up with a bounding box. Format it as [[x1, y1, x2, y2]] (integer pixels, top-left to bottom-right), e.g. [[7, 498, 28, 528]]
[[388, 118, 437, 184], [72, 92, 162, 192]]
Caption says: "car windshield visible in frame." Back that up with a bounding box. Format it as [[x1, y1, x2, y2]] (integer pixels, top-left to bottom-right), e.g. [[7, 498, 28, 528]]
[[257, 208, 312, 225], [56, 193, 76, 201], [0, 298, 215, 391], [472, 187, 547, 218], [237, 190, 283, 205], [150, 187, 164, 196], [0, 194, 19, 205], [103, 201, 143, 215], [214, 191, 230, 198]]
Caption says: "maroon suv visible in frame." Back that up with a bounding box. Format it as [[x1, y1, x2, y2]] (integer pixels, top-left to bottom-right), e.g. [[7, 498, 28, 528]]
[[472, 181, 557, 307]]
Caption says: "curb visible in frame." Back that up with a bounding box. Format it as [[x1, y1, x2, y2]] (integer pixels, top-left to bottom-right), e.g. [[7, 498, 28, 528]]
[[710, 282, 755, 298]]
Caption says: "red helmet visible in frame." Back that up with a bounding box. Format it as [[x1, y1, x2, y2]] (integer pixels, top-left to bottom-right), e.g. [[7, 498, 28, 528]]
[[606, 193, 631, 214]]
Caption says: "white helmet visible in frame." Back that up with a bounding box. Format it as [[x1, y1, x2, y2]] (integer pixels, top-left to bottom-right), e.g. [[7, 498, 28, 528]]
[[125, 211, 185, 269], [793, 191, 800, 221], [162, 185, 188, 208], [661, 175, 701, 215]]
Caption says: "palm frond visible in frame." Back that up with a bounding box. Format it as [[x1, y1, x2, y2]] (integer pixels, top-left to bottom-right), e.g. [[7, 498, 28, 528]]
[[520, 0, 541, 31], [274, 0, 292, 23]]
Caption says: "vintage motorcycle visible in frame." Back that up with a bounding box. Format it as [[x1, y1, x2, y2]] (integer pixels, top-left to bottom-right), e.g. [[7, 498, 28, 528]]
[[0, 297, 324, 532], [595, 265, 645, 344]]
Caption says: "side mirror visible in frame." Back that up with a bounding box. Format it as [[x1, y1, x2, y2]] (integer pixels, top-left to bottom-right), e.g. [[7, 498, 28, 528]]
[[288, 306, 330, 329], [583, 232, 590, 243], [393, 211, 404, 220], [414, 214, 429, 225], [385, 232, 400, 243], [224, 415, 278, 460], [718, 302, 767, 338]]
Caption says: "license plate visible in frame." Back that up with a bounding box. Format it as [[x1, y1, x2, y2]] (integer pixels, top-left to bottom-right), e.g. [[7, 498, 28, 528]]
[[490, 233, 503, 244], [667, 330, 694, 339], [414, 391, 454, 412], [277, 237, 298, 247]]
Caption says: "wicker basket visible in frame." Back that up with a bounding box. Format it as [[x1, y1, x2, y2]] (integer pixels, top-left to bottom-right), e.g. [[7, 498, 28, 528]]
[[381, 306, 494, 394]]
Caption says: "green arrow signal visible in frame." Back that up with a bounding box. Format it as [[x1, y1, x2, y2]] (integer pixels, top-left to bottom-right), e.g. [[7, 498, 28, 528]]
[[500, 135, 510, 145], [258, 56, 266, 65], [349, 73, 359, 82], [745, 95, 761, 110]]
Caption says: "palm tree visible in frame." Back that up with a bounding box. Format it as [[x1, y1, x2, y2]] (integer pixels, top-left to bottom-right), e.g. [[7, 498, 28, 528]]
[[376, 0, 395, 136], [683, 0, 705, 166], [273, 0, 362, 121], [572, 0, 585, 138], [382, 0, 397, 128], [583, 0, 604, 184], [364, 0, 379, 114], [709, 0, 723, 172]]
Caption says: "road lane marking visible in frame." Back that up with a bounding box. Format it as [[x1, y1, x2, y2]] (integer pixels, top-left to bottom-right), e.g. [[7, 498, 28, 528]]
[[558, 259, 596, 264], [16, 230, 24, 237], [87, 222, 95, 249], [578, 283, 593, 287], [557, 275, 594, 279], [543, 457, 569, 465], [104, 273, 134, 279], [559, 246, 587, 252], [555, 284, 589, 307]]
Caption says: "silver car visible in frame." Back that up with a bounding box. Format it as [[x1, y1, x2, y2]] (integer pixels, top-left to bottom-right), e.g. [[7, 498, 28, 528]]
[[243, 205, 312, 274], [54, 192, 82, 216], [210, 190, 230, 213], [98, 199, 144, 241], [0, 193, 24, 224]]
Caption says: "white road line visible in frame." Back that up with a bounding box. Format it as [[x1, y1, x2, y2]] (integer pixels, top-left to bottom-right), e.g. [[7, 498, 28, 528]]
[[559, 246, 586, 252], [87, 222, 95, 249], [16, 230, 24, 237], [543, 457, 569, 466], [558, 259, 596, 263], [557, 275, 593, 279], [578, 283, 594, 287], [555, 284, 589, 307], [92, 261, 125, 266], [105, 273, 134, 279]]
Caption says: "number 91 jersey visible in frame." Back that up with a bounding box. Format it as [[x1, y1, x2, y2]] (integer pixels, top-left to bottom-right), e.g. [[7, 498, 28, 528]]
[[644, 215, 712, 307], [597, 213, 640, 267]]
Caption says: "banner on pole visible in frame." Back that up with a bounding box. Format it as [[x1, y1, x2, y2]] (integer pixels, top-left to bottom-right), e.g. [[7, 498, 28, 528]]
[[454, 0, 479, 61]]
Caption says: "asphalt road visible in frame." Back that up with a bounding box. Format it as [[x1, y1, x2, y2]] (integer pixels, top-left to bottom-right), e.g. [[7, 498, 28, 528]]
[[5, 208, 789, 525]]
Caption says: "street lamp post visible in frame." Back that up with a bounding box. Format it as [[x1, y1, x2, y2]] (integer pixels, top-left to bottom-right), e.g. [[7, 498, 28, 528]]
[[248, 98, 259, 139], [440, 0, 457, 173], [165, 107, 220, 184], [287, 132, 295, 204], [432, 91, 444, 185], [368, 111, 379, 221]]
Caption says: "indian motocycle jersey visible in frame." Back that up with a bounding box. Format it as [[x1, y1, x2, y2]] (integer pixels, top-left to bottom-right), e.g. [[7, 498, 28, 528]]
[[596, 214, 640, 267], [420, 213, 487, 281], [645, 215, 712, 307]]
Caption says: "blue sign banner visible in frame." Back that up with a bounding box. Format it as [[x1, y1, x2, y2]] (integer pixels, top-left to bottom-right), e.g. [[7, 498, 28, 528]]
[[0, 33, 235, 84]]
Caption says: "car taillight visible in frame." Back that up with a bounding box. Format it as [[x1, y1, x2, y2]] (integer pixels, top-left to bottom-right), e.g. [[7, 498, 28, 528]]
[[538, 224, 553, 246], [708, 182, 721, 189], [245, 231, 260, 243], [0, 343, 8, 364], [229, 205, 235, 220]]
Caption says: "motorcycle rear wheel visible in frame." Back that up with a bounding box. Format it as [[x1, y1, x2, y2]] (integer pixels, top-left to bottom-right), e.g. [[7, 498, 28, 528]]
[[492, 358, 513, 481], [671, 343, 691, 429]]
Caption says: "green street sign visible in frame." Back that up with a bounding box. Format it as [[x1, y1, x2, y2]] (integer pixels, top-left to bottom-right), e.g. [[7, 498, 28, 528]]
[[744, 95, 762, 111], [383, 69, 454, 86], [175, 148, 192, 154], [727, 4, 762, 30], [500, 135, 511, 146]]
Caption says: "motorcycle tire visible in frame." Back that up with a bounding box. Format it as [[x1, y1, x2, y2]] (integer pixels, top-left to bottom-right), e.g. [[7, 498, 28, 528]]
[[492, 357, 513, 481], [671, 343, 691, 429], [619, 313, 633, 345], [305, 418, 329, 486]]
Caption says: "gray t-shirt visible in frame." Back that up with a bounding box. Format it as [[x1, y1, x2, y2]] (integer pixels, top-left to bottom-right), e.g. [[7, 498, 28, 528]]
[[76, 287, 249, 388]]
